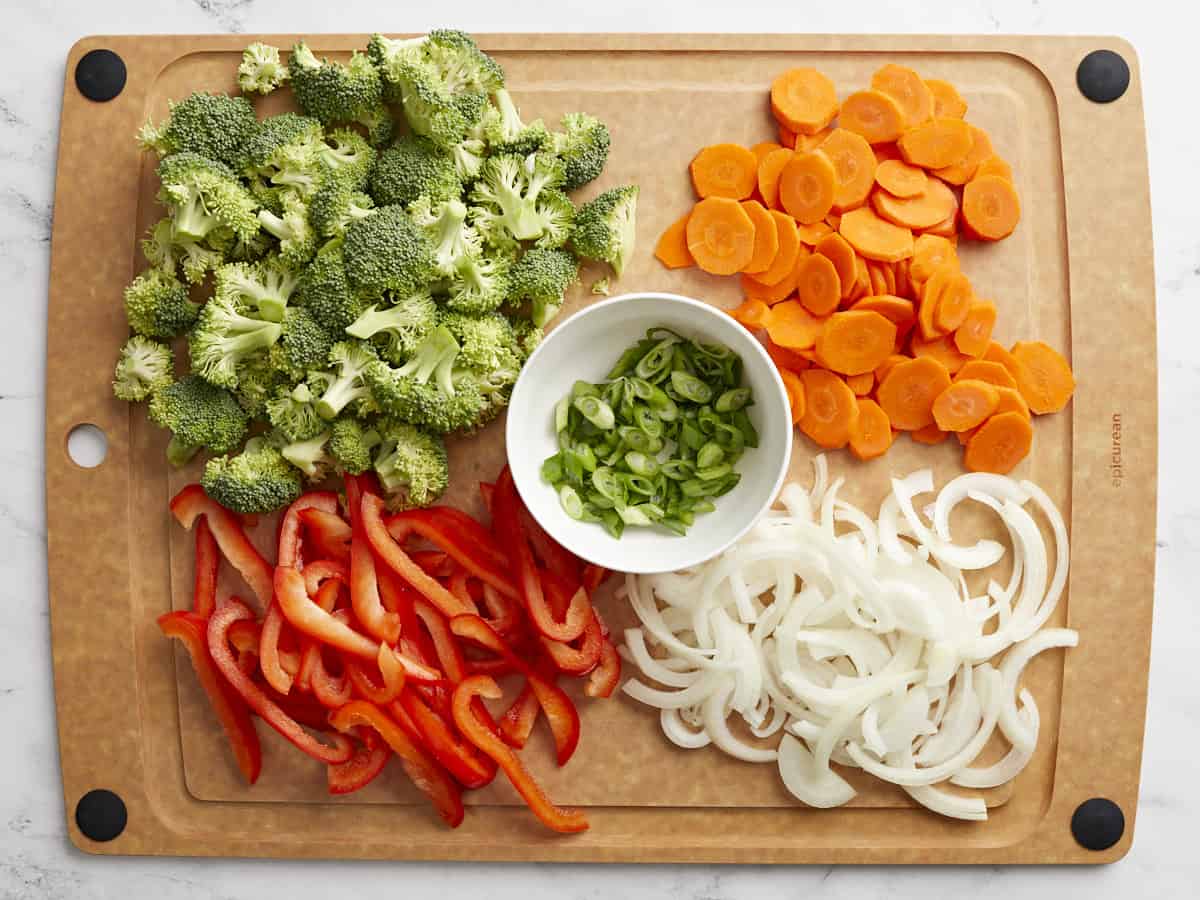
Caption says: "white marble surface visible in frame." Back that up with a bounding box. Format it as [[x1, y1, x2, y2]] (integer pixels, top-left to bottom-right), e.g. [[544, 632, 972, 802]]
[[3, 0, 1197, 895]]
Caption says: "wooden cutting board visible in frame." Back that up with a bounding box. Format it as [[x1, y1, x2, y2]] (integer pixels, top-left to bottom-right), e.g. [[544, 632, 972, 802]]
[[45, 32, 1156, 863]]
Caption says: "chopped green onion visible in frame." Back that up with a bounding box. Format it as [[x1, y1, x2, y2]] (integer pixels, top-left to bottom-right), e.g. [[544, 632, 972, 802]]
[[574, 395, 615, 430], [715, 387, 751, 413], [559, 484, 584, 519], [696, 442, 725, 469]]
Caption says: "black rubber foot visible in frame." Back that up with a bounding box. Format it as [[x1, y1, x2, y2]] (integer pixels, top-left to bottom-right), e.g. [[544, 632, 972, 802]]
[[1076, 50, 1130, 104], [75, 49, 126, 102], [75, 789, 127, 842], [1071, 797, 1125, 851]]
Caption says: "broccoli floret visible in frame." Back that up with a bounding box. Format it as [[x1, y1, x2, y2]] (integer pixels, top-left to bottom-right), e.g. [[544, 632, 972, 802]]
[[509, 247, 578, 327], [142, 217, 230, 282], [440, 311, 523, 408], [363, 327, 488, 433], [257, 191, 317, 266], [214, 258, 300, 322], [290, 43, 385, 128], [202, 436, 303, 513], [328, 416, 382, 475], [278, 429, 335, 481], [157, 152, 261, 244], [295, 238, 369, 334], [113, 335, 173, 402], [424, 30, 505, 93], [449, 136, 486, 181], [531, 189, 575, 249], [469, 152, 566, 247], [553, 112, 611, 190], [265, 381, 325, 442], [238, 43, 289, 96], [355, 103, 396, 147], [231, 354, 289, 418], [592, 277, 611, 296], [138, 92, 258, 167], [342, 205, 436, 297], [308, 173, 375, 238], [345, 289, 438, 364], [445, 246, 512, 315], [319, 128, 377, 187], [275, 307, 335, 375], [511, 318, 544, 358], [310, 340, 379, 420], [188, 294, 284, 389], [409, 196, 479, 276], [571, 185, 639, 276], [373, 419, 449, 509], [149, 375, 250, 466], [482, 90, 551, 156], [368, 136, 462, 207], [124, 268, 200, 338], [239, 113, 326, 192]]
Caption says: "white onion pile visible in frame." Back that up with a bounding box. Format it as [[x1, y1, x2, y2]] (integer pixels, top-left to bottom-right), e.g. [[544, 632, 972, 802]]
[[619, 457, 1076, 820]]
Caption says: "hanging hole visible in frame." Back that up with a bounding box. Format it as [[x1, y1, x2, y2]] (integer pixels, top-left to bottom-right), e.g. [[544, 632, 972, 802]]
[[67, 424, 108, 468]]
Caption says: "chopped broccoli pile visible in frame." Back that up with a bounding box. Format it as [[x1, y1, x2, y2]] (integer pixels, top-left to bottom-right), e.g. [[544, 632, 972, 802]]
[[115, 29, 636, 512]]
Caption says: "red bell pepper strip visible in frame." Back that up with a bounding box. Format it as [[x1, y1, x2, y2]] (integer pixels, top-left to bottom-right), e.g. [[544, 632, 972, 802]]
[[349, 502, 402, 644], [208, 600, 353, 764], [192, 517, 220, 617], [412, 598, 467, 683], [298, 507, 352, 562], [499, 679, 540, 749], [387, 508, 518, 600], [378, 571, 442, 669], [329, 700, 464, 828], [585, 637, 621, 698], [479, 583, 523, 636], [380, 638, 442, 684], [275, 565, 379, 660], [170, 485, 274, 609], [411, 550, 454, 577], [327, 727, 391, 795], [278, 491, 340, 569], [259, 602, 295, 694], [227, 616, 261, 675], [447, 568, 472, 607], [158, 610, 262, 784], [395, 689, 496, 789], [493, 468, 590, 643], [345, 659, 405, 705], [361, 494, 475, 618], [258, 679, 333, 730], [452, 676, 588, 834], [582, 564, 609, 596], [538, 570, 603, 674], [309, 653, 352, 708], [302, 558, 348, 598], [519, 507, 582, 586]]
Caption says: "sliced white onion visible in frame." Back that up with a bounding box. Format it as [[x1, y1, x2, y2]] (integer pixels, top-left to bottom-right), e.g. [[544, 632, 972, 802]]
[[892, 749, 987, 821], [997, 628, 1078, 752], [778, 734, 856, 808], [660, 707, 712, 749], [952, 689, 1039, 788]]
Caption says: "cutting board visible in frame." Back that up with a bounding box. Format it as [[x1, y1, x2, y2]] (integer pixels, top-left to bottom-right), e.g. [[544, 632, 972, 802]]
[[45, 32, 1156, 864]]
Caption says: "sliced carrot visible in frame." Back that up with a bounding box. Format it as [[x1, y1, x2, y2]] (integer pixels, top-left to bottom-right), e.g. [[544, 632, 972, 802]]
[[818, 128, 877, 212], [932, 379, 1000, 431], [953, 299, 996, 357], [846, 371, 874, 396], [880, 261, 897, 295], [795, 252, 842, 316], [954, 359, 1017, 390], [849, 397, 893, 460], [739, 200, 780, 275], [777, 124, 797, 149], [876, 356, 951, 431], [771, 68, 839, 135], [839, 207, 914, 263], [983, 341, 1021, 379], [690, 143, 759, 200], [964, 411, 1033, 474], [867, 261, 889, 298], [871, 64, 935, 128], [875, 159, 928, 198], [910, 233, 958, 286], [729, 297, 771, 330], [853, 294, 915, 330], [875, 352, 907, 385], [962, 174, 1021, 241], [654, 212, 694, 269], [921, 210, 959, 239], [795, 128, 835, 153], [778, 367, 806, 424], [933, 124, 993, 185], [815, 310, 897, 376], [755, 210, 801, 286], [814, 232, 858, 298], [766, 338, 813, 372], [911, 333, 971, 374], [686, 197, 756, 275], [799, 369, 859, 449], [796, 220, 833, 246], [1010, 341, 1076, 414], [872, 177, 957, 230], [742, 264, 800, 305], [925, 79, 967, 119], [848, 253, 872, 304], [933, 269, 974, 332], [757, 147, 795, 210], [974, 155, 1013, 182], [898, 117, 974, 169], [917, 261, 957, 339], [825, 212, 842, 230], [893, 257, 911, 299], [766, 300, 826, 351], [956, 386, 1029, 445], [912, 424, 949, 445], [751, 141, 784, 163], [840, 89, 906, 145], [873, 142, 903, 164], [779, 151, 837, 224]]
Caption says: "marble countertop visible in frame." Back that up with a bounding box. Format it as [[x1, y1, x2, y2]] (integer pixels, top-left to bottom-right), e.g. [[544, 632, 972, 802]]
[[4, 0, 1196, 896]]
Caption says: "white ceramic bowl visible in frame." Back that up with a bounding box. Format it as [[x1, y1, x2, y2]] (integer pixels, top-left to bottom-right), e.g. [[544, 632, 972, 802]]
[[506, 293, 793, 574]]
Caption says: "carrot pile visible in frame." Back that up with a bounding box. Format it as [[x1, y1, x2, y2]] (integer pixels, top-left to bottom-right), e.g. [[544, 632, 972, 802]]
[[654, 64, 1074, 474]]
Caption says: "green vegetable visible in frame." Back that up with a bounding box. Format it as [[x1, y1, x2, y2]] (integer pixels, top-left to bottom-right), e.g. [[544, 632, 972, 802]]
[[202, 436, 303, 513], [369, 136, 462, 206], [571, 185, 639, 275], [112, 336, 173, 402], [237, 43, 289, 96], [149, 375, 250, 467], [372, 419, 449, 509], [138, 92, 258, 167], [123, 268, 200, 338]]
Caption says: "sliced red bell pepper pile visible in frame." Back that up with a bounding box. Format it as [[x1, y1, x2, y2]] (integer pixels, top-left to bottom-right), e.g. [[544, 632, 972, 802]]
[[170, 484, 273, 608], [192, 517, 220, 617], [327, 727, 391, 796]]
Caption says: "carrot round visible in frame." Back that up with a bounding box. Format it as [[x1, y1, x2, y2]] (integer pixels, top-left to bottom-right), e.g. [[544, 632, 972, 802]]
[[956, 386, 1029, 445], [819, 129, 877, 212], [838, 89, 904, 145], [910, 234, 958, 286], [962, 174, 1021, 241], [867, 261, 889, 297], [814, 232, 858, 297], [925, 79, 968, 119], [752, 141, 784, 163], [795, 253, 841, 316], [876, 356, 951, 431], [983, 341, 1022, 380], [774, 368, 804, 425], [872, 177, 957, 230], [686, 197, 756, 275], [974, 155, 1013, 182], [799, 369, 859, 449], [739, 200, 780, 275], [955, 359, 1017, 390], [846, 371, 875, 396], [898, 118, 974, 169], [964, 411, 1033, 474], [690, 143, 759, 200], [796, 220, 833, 246], [816, 310, 897, 376], [880, 261, 897, 295], [743, 263, 800, 305], [779, 151, 837, 224], [848, 253, 872, 304], [873, 142, 903, 164], [839, 207, 914, 263], [777, 124, 797, 149], [933, 269, 974, 333], [849, 397, 892, 460], [825, 212, 842, 230], [893, 257, 912, 299], [853, 294, 915, 330], [921, 210, 959, 239], [917, 262, 955, 339], [1011, 341, 1075, 414], [757, 147, 795, 210], [729, 297, 771, 330], [766, 299, 826, 351], [875, 159, 928, 198], [871, 64, 935, 128], [770, 68, 839, 135], [932, 379, 1000, 431], [953, 299, 996, 357], [911, 424, 949, 445], [766, 338, 813, 372], [911, 333, 971, 374], [795, 129, 834, 153], [875, 353, 907, 385], [754, 210, 801, 285], [654, 212, 694, 269], [933, 124, 994, 186]]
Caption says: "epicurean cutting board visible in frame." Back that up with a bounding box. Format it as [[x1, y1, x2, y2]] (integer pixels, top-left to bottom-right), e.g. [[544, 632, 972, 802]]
[[46, 33, 1156, 863]]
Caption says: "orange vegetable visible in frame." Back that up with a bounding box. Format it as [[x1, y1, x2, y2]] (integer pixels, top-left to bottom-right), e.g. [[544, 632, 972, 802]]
[[917, 261, 957, 339], [911, 333, 971, 374], [898, 118, 974, 169], [879, 261, 897, 295], [770, 67, 840, 135], [777, 124, 797, 149], [729, 297, 771, 330], [756, 210, 802, 285], [766, 338, 813, 372], [875, 159, 928, 198], [757, 147, 795, 210], [974, 155, 1013, 182], [953, 299, 997, 357], [932, 379, 1000, 431], [893, 257, 911, 298], [956, 386, 1029, 445], [847, 253, 872, 304], [778, 368, 806, 424], [867, 261, 889, 297], [751, 141, 784, 163], [815, 310, 898, 376], [921, 210, 959, 239], [795, 253, 842, 316], [743, 264, 800, 305], [925, 79, 967, 119], [853, 294, 915, 331], [954, 359, 1017, 390], [739, 200, 781, 275], [933, 124, 993, 185], [872, 177, 958, 230], [964, 411, 1033, 474], [1010, 341, 1076, 414], [849, 397, 893, 460], [875, 352, 908, 384], [779, 151, 838, 224], [839, 207, 914, 262], [766, 300, 826, 351], [846, 371, 874, 396], [983, 341, 1022, 379], [910, 233, 959, 285], [933, 269, 974, 333], [690, 143, 759, 200], [825, 212, 842, 230], [819, 128, 877, 212], [654, 213, 694, 269], [876, 356, 951, 431], [796, 220, 833, 246], [871, 64, 935, 127], [962, 174, 1021, 240], [799, 369, 859, 449], [795, 128, 835, 153], [686, 197, 756, 275], [873, 142, 903, 163], [814, 232, 858, 297], [911, 424, 949, 445], [839, 89, 906, 144]]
